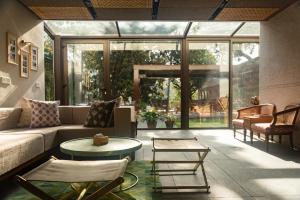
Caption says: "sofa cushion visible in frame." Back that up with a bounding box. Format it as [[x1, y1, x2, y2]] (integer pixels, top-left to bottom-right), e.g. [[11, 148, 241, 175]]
[[72, 106, 90, 124], [29, 100, 61, 128], [59, 106, 73, 124], [0, 134, 44, 176], [0, 108, 22, 131], [17, 97, 32, 128], [0, 127, 60, 151]]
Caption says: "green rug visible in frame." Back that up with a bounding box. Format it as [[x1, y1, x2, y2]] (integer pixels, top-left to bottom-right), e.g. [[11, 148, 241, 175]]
[[3, 161, 161, 200]]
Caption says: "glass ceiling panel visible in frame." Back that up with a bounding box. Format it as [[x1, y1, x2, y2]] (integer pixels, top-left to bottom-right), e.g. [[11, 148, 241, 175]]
[[45, 20, 118, 36], [118, 21, 189, 36], [188, 22, 242, 36], [235, 22, 260, 36]]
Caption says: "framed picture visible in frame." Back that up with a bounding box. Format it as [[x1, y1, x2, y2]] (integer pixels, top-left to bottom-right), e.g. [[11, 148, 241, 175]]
[[20, 50, 30, 78], [7, 32, 18, 65], [30, 45, 38, 71]]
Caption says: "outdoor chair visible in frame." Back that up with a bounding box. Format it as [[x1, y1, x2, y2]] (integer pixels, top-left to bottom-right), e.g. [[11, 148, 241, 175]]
[[250, 105, 300, 151], [233, 104, 276, 140], [16, 157, 128, 200]]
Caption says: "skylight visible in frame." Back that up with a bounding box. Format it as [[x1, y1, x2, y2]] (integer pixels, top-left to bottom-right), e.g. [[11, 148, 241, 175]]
[[44, 20, 260, 38], [188, 22, 242, 36], [45, 20, 118, 36], [235, 22, 260, 36], [118, 21, 188, 36]]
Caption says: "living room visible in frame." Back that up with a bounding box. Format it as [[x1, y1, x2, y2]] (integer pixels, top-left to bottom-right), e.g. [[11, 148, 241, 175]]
[[1, 0, 300, 199]]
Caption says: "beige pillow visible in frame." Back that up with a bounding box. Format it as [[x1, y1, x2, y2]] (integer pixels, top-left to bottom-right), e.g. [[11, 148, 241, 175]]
[[17, 97, 32, 128]]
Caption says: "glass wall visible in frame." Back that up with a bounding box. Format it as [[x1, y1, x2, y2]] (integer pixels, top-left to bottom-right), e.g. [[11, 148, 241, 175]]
[[44, 32, 55, 101], [67, 44, 104, 105], [232, 42, 260, 117], [188, 42, 229, 128], [110, 41, 181, 128]]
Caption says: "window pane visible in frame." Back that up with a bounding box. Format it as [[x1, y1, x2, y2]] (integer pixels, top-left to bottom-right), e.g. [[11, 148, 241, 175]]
[[67, 44, 104, 105], [44, 32, 55, 101], [118, 21, 188, 36], [45, 20, 118, 36], [235, 22, 260, 36], [232, 43, 259, 117], [189, 22, 242, 36], [189, 42, 229, 128], [110, 41, 181, 129]]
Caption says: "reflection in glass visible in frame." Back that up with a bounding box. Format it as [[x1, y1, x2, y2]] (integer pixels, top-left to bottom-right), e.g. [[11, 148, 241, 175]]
[[235, 22, 260, 36], [45, 20, 118, 36], [118, 21, 188, 36], [67, 44, 104, 105], [189, 22, 242, 36], [110, 41, 181, 128], [232, 43, 259, 117], [189, 42, 229, 128]]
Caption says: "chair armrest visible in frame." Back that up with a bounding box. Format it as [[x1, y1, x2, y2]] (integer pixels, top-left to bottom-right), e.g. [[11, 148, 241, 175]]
[[237, 105, 261, 119]]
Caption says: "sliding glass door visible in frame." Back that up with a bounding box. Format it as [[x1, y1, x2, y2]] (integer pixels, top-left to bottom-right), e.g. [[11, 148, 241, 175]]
[[110, 41, 181, 129], [188, 42, 230, 128]]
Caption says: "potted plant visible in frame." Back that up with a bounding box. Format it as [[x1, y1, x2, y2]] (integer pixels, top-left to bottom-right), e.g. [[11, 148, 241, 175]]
[[140, 110, 161, 128], [164, 113, 176, 128]]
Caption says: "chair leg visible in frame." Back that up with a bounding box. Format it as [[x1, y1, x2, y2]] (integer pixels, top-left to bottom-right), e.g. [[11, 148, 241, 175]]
[[85, 177, 124, 200], [15, 176, 55, 200], [258, 133, 260, 138], [244, 129, 247, 141], [279, 135, 282, 144], [250, 131, 253, 144], [233, 126, 236, 138], [265, 134, 269, 152], [271, 135, 274, 141], [290, 133, 294, 150]]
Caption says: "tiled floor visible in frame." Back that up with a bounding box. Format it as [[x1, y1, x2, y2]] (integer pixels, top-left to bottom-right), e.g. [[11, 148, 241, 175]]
[[136, 129, 300, 200]]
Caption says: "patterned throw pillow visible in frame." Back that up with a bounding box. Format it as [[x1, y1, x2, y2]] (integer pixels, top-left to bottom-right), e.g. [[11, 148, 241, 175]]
[[29, 100, 61, 128], [84, 100, 116, 127]]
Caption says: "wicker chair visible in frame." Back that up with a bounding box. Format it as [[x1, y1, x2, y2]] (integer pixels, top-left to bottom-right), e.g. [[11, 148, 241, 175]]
[[250, 105, 300, 151], [232, 104, 276, 141]]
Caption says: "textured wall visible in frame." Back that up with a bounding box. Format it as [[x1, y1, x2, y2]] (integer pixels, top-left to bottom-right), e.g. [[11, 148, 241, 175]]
[[260, 1, 300, 147], [0, 0, 45, 107]]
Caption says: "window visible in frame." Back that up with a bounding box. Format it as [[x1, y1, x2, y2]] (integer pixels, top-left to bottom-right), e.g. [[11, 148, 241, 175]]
[[44, 31, 55, 101], [189, 22, 242, 36], [232, 42, 259, 117], [188, 42, 230, 128], [67, 43, 104, 105]]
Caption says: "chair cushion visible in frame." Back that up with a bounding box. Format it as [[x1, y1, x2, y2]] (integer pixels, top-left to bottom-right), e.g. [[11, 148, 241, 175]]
[[251, 123, 295, 134], [232, 119, 244, 128], [29, 100, 61, 128], [0, 134, 44, 176]]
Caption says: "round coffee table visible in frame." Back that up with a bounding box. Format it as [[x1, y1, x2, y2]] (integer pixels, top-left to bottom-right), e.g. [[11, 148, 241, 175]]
[[60, 137, 142, 190]]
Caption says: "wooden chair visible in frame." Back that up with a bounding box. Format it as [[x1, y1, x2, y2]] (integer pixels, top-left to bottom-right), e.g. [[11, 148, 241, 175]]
[[16, 157, 128, 200], [232, 104, 276, 140], [250, 105, 300, 151]]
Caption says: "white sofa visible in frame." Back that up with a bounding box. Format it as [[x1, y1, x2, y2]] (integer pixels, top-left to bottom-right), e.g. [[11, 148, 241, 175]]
[[0, 106, 136, 177]]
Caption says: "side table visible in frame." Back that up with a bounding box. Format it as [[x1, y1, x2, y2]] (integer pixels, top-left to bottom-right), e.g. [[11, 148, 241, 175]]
[[151, 137, 210, 192]]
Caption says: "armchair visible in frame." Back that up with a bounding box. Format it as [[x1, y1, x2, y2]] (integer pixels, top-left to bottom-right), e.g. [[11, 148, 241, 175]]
[[250, 105, 300, 151], [232, 104, 276, 140]]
